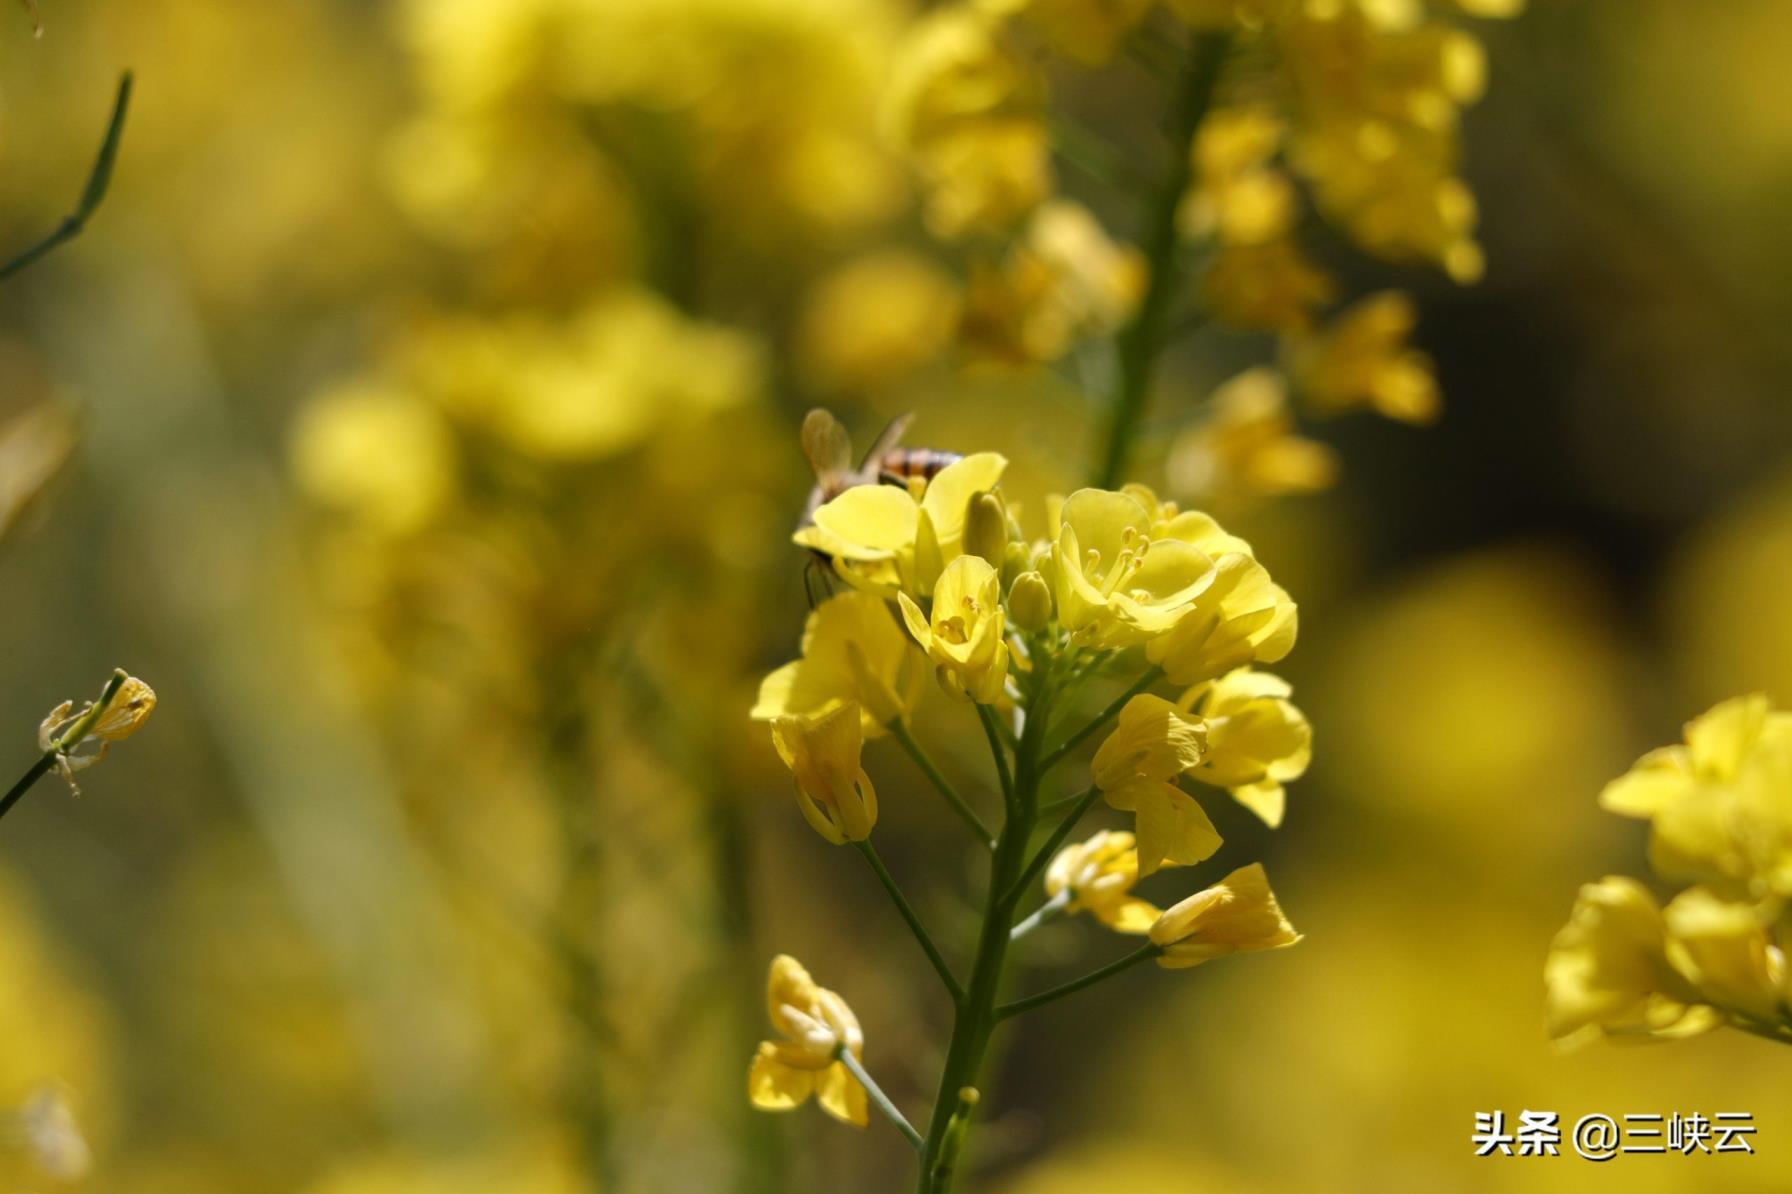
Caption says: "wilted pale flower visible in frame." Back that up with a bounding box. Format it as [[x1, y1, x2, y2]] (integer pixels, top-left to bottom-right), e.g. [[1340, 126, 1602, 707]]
[[748, 955, 867, 1127], [14, 1085, 91, 1180], [899, 555, 1010, 704], [752, 590, 926, 735], [1050, 488, 1216, 648], [770, 702, 878, 844], [1662, 888, 1786, 1025], [1544, 876, 1719, 1047], [1180, 669, 1312, 828], [1149, 863, 1301, 968], [37, 671, 156, 790], [1167, 368, 1339, 500], [1091, 694, 1219, 876], [795, 453, 1008, 595], [1044, 830, 1160, 933], [1291, 291, 1440, 424]]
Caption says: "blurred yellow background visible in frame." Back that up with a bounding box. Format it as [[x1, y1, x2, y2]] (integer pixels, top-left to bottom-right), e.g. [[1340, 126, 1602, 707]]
[[2, 0, 1791, 1191]]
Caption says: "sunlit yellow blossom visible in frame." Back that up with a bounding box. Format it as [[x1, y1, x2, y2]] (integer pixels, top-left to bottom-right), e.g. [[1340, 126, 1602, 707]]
[[1091, 694, 1219, 876], [290, 383, 456, 534], [899, 555, 1010, 703], [1050, 488, 1216, 648], [1544, 876, 1718, 1047], [748, 955, 867, 1127], [1145, 554, 1298, 686], [1179, 669, 1311, 828], [770, 703, 878, 843], [1044, 830, 1160, 933], [1662, 888, 1786, 1025], [1167, 367, 1339, 500], [1601, 696, 1792, 900], [884, 7, 1050, 238], [752, 590, 925, 735], [796, 453, 1008, 594], [797, 251, 961, 392], [1291, 291, 1439, 424], [1149, 863, 1301, 968], [982, 0, 1154, 65]]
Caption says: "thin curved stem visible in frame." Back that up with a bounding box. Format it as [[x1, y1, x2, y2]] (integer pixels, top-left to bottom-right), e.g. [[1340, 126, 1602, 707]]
[[1005, 786, 1101, 907], [0, 73, 133, 283], [889, 720, 995, 851], [975, 704, 1014, 805], [837, 1044, 924, 1151], [1091, 30, 1232, 488], [996, 944, 1161, 1020], [855, 841, 964, 1006], [1038, 668, 1163, 777], [1010, 890, 1071, 941]]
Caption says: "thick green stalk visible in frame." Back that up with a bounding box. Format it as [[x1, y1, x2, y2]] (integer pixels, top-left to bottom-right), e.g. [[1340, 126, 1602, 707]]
[[1091, 33, 1232, 489], [916, 696, 1050, 1192]]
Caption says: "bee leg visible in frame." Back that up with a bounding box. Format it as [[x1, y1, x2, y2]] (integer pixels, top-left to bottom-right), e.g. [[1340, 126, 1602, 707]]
[[803, 554, 837, 609]]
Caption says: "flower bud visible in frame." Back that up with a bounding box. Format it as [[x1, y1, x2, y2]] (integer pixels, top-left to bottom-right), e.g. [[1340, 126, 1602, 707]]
[[1007, 570, 1053, 632], [962, 490, 1008, 566]]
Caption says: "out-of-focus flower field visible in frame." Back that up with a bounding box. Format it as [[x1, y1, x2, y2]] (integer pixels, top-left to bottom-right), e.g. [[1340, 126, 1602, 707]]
[[1, 0, 1791, 1191]]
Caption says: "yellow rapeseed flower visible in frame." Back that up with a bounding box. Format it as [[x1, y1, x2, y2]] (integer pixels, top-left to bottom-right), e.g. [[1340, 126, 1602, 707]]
[[1044, 830, 1161, 933], [795, 453, 1008, 596], [981, 0, 1155, 65], [37, 672, 157, 790], [1544, 876, 1719, 1047], [1149, 863, 1301, 968], [1291, 291, 1440, 424], [770, 702, 879, 844], [748, 955, 868, 1127], [899, 555, 1010, 704], [1049, 488, 1217, 648], [1091, 694, 1219, 876], [1179, 669, 1311, 828], [1662, 888, 1786, 1025], [752, 590, 926, 735], [1167, 367, 1339, 500], [1145, 554, 1298, 687]]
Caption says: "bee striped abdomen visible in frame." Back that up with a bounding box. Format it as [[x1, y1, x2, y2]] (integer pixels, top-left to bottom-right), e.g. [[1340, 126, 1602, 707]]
[[878, 448, 962, 485]]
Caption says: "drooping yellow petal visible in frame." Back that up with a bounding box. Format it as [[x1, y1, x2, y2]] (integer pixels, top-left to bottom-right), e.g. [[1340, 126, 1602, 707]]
[[1091, 694, 1207, 790], [1149, 863, 1300, 967], [812, 485, 921, 558], [748, 1042, 815, 1111], [1103, 779, 1221, 876], [814, 1060, 869, 1127]]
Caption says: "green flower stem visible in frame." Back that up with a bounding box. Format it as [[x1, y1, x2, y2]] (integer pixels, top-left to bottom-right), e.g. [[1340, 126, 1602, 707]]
[[855, 840, 964, 1006], [1009, 889, 1071, 941], [1091, 31, 1232, 489], [1005, 786, 1102, 907], [0, 73, 133, 283], [915, 685, 1054, 1194], [0, 753, 57, 823], [837, 1043, 925, 1152], [975, 704, 1014, 805], [996, 944, 1162, 1021], [1, 669, 131, 825], [1038, 667, 1163, 777], [890, 720, 996, 851]]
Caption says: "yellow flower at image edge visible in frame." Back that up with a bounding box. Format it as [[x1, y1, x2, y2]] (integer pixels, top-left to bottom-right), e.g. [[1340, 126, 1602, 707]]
[[770, 703, 877, 844], [899, 555, 1009, 703], [1045, 830, 1160, 933], [1149, 863, 1301, 968], [1544, 876, 1718, 1047], [1091, 694, 1220, 876], [748, 955, 867, 1127]]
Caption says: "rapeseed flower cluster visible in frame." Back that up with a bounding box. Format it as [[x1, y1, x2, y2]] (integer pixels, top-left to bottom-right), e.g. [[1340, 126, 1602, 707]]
[[1546, 695, 1792, 1047]]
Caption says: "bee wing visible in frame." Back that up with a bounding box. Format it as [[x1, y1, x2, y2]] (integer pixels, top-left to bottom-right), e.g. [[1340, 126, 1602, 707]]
[[858, 412, 913, 472], [801, 408, 854, 489]]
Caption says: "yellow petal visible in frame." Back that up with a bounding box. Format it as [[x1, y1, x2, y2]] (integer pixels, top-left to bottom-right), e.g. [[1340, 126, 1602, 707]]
[[813, 485, 920, 557], [1094, 895, 1162, 935], [919, 452, 1008, 540], [815, 1060, 869, 1127], [748, 1042, 815, 1111], [1104, 780, 1221, 876]]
